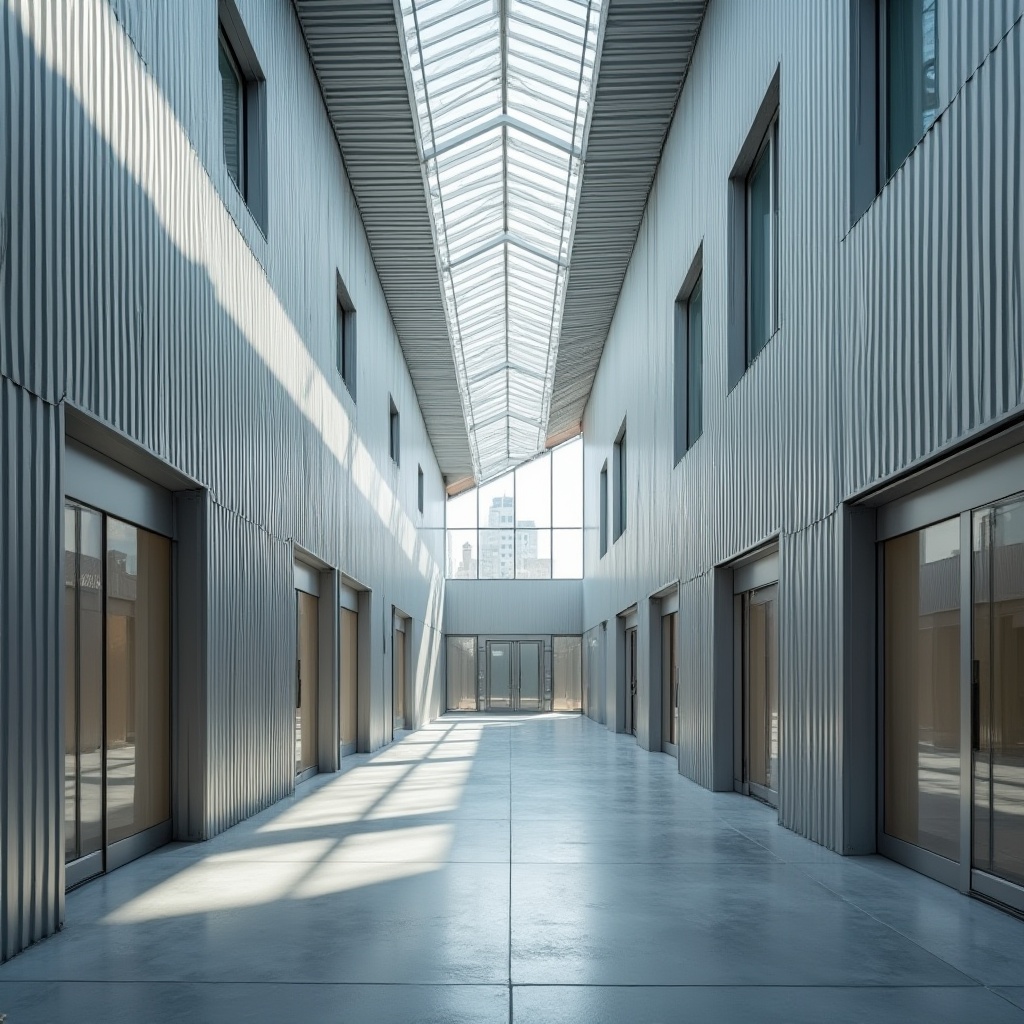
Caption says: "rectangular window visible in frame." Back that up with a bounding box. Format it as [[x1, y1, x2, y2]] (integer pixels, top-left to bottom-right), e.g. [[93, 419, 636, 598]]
[[885, 0, 940, 179], [389, 398, 400, 466], [417, 465, 424, 514], [746, 116, 779, 364], [336, 274, 356, 399], [218, 2, 267, 231], [613, 425, 626, 542], [218, 32, 246, 194], [674, 259, 704, 463], [599, 462, 608, 558]]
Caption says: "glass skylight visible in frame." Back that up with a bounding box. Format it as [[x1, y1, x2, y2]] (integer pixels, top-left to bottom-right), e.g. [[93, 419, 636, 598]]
[[397, 0, 603, 482]]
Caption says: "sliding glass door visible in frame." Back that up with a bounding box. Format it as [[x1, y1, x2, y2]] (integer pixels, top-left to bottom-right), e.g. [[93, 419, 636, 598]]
[[64, 501, 171, 887]]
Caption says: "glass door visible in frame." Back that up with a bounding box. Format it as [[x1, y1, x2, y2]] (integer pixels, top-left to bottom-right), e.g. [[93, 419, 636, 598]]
[[64, 501, 171, 888], [626, 626, 638, 736], [339, 607, 358, 756], [295, 590, 319, 778], [486, 641, 513, 709], [972, 497, 1024, 908], [744, 583, 779, 807], [517, 641, 543, 711], [662, 612, 678, 751]]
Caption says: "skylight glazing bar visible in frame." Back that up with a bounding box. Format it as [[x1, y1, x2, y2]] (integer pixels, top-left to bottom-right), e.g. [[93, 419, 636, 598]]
[[397, 0, 604, 482]]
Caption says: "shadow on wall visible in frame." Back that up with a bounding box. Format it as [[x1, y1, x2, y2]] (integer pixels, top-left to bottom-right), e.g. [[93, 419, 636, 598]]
[[2, 0, 442, 586]]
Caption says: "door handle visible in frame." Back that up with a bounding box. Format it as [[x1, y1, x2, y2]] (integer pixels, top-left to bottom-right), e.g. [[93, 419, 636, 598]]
[[296, 660, 302, 709], [971, 659, 980, 750]]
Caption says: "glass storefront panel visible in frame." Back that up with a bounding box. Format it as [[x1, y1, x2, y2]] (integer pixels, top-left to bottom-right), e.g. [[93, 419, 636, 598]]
[[446, 636, 478, 711], [340, 607, 359, 747], [883, 518, 961, 862], [972, 498, 1024, 887], [552, 636, 582, 711], [106, 519, 171, 846]]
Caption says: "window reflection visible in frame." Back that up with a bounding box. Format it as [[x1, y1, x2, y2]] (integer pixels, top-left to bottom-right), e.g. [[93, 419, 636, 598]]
[[883, 518, 961, 862]]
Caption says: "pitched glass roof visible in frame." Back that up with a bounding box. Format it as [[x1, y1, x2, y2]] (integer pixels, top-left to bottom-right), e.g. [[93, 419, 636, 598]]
[[397, 0, 604, 482]]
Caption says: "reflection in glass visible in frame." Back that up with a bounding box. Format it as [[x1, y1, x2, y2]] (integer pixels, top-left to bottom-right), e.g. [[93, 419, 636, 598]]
[[340, 608, 358, 749], [393, 625, 406, 731], [446, 636, 478, 711], [64, 507, 79, 861], [516, 527, 551, 580], [552, 529, 583, 579], [488, 642, 512, 709], [662, 613, 678, 746], [552, 636, 582, 711], [887, 0, 940, 177], [479, 529, 515, 579], [447, 529, 478, 579], [973, 498, 1024, 887], [884, 519, 960, 861], [747, 128, 776, 363], [518, 641, 543, 710], [219, 35, 244, 192], [106, 519, 171, 846], [686, 282, 703, 447], [745, 587, 778, 796]]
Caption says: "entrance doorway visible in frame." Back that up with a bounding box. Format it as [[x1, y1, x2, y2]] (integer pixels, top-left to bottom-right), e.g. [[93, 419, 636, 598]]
[[662, 611, 678, 753], [880, 469, 1024, 913], [742, 583, 779, 807], [625, 625, 638, 736], [64, 501, 171, 888], [485, 640, 543, 711], [393, 612, 408, 735], [295, 588, 319, 780]]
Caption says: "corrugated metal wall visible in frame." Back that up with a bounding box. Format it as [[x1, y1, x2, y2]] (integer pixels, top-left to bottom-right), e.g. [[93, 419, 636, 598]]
[[582, 0, 1023, 852], [0, 382, 63, 963], [444, 580, 583, 638], [1, 0, 447, 960]]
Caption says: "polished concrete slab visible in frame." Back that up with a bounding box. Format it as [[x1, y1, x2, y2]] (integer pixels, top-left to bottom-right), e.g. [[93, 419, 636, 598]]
[[2, 714, 1023, 1023]]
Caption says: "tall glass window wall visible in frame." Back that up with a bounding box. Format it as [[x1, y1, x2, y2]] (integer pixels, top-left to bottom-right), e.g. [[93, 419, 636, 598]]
[[446, 437, 583, 579]]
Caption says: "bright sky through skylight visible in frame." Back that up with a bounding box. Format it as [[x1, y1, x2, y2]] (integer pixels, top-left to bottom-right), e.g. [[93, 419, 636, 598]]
[[397, 0, 604, 483]]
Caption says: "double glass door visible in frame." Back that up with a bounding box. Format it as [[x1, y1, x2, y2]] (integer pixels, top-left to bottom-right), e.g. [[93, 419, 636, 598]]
[[882, 491, 1024, 912], [486, 640, 543, 711], [64, 502, 171, 887]]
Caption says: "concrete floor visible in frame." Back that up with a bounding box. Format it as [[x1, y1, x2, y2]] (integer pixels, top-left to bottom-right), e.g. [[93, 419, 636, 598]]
[[3, 713, 1024, 1023]]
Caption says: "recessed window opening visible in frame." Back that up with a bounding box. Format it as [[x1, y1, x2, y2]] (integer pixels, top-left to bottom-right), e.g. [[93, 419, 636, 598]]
[[389, 398, 401, 466], [884, 0, 940, 179], [217, 0, 267, 231], [219, 31, 246, 195], [599, 460, 609, 558], [613, 423, 626, 542], [417, 465, 424, 514], [336, 273, 357, 399], [674, 247, 704, 463], [746, 115, 779, 365], [444, 436, 583, 579]]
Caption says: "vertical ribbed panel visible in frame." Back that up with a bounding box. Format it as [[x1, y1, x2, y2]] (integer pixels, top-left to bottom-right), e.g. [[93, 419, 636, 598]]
[[204, 503, 294, 838], [1, 0, 448, 960], [777, 518, 841, 849], [677, 572, 714, 789], [0, 381, 63, 960], [581, 1, 1023, 852], [444, 580, 584, 637]]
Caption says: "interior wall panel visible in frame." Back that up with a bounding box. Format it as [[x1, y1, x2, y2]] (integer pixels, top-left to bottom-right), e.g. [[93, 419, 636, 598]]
[[1, 0, 447, 961], [444, 580, 583, 638], [0, 381, 63, 961]]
